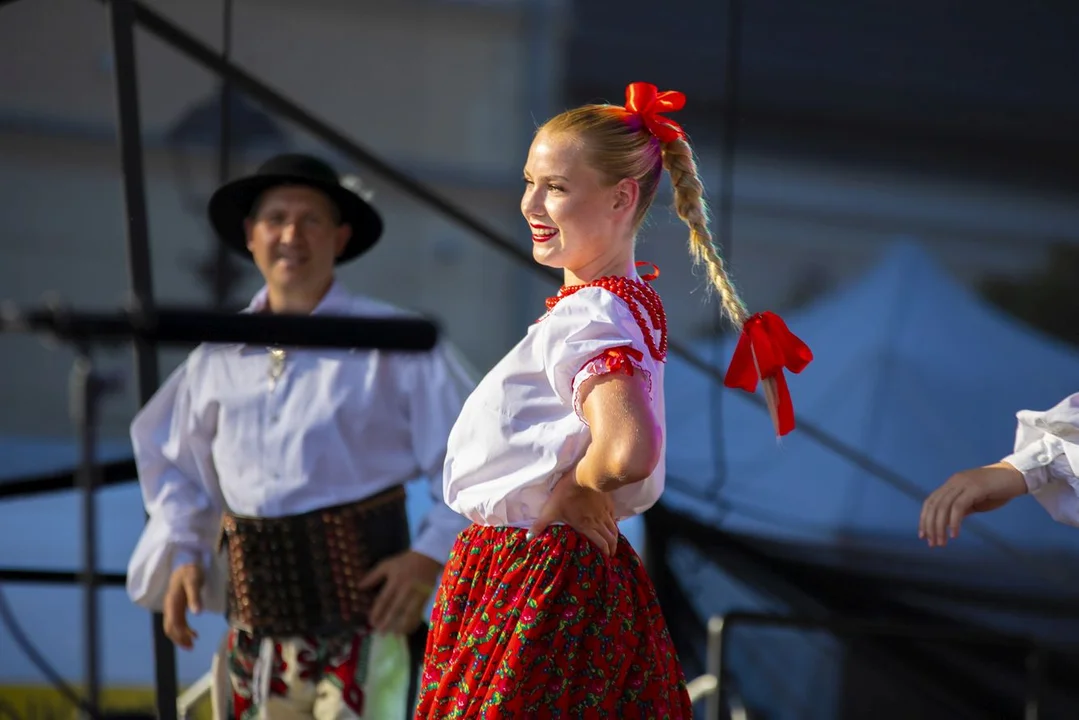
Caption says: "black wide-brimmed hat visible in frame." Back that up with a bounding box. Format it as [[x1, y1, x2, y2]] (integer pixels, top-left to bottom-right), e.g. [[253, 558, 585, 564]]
[[208, 153, 383, 264]]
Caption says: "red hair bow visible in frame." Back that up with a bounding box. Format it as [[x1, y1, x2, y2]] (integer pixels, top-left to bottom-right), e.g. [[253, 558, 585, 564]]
[[723, 311, 813, 437], [624, 82, 687, 143]]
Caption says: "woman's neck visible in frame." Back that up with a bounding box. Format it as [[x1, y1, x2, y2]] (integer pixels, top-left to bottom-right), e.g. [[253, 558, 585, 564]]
[[564, 255, 636, 287]]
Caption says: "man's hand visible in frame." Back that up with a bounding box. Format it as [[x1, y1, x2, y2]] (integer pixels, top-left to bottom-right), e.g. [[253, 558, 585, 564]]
[[919, 462, 1028, 547], [358, 550, 441, 635], [163, 563, 203, 650], [528, 469, 619, 557]]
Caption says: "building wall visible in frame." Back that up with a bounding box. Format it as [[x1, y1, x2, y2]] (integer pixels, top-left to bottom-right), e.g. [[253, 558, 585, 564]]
[[0, 0, 557, 438], [1, 0, 1077, 440], [0, 0, 535, 169]]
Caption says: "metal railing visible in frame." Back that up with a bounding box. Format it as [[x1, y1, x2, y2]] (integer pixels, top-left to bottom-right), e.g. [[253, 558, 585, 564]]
[[686, 611, 1045, 720], [176, 674, 214, 720]]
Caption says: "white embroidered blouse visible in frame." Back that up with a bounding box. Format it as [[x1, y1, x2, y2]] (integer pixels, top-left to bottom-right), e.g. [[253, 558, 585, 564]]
[[443, 283, 667, 528]]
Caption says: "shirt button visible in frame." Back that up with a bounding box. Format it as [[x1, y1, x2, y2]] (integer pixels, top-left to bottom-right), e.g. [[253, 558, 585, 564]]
[[271, 414, 279, 423], [1037, 454, 1049, 463]]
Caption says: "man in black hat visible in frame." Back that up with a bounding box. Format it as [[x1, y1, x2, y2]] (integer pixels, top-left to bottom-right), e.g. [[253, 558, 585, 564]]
[[126, 153, 473, 719]]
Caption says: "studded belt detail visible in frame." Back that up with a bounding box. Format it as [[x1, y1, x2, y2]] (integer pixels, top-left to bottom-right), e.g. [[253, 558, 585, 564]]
[[220, 485, 409, 638]]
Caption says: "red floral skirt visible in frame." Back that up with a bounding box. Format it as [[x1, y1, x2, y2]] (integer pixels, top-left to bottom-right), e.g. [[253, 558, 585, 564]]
[[415, 524, 692, 719]]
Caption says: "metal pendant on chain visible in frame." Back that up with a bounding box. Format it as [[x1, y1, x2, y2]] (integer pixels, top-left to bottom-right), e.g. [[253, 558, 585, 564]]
[[268, 347, 287, 389]]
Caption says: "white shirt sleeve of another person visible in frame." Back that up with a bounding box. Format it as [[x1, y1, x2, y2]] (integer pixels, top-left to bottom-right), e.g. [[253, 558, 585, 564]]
[[401, 341, 477, 563], [126, 357, 225, 613], [1001, 392, 1079, 527]]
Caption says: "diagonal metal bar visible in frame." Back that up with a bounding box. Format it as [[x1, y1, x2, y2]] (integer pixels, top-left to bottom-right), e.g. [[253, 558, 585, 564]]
[[94, 0, 556, 284]]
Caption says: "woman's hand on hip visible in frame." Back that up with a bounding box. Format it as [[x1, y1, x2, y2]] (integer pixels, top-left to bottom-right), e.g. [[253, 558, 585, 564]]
[[528, 468, 619, 557]]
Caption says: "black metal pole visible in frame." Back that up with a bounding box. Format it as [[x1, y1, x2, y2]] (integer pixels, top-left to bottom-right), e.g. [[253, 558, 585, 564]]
[[0, 305, 439, 350], [709, 0, 743, 503], [70, 348, 125, 718], [713, 617, 729, 720], [1024, 648, 1041, 720], [720, 611, 1036, 647], [717, 0, 742, 263], [106, 1, 178, 718], [214, 0, 234, 308], [0, 568, 127, 586], [217, 0, 232, 187], [70, 347, 101, 715]]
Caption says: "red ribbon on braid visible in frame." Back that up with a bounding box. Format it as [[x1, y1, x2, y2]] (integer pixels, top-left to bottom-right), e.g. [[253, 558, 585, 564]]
[[624, 82, 687, 143], [723, 312, 813, 436]]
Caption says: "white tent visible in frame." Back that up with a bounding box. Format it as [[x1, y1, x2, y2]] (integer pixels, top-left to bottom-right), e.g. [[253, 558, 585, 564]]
[[656, 240, 1079, 718], [662, 240, 1079, 560]]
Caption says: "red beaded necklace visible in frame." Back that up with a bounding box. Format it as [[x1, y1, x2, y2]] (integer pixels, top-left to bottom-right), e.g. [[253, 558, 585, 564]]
[[543, 262, 668, 362]]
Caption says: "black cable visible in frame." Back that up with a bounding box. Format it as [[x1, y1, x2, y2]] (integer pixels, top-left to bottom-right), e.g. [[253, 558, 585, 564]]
[[0, 584, 102, 720], [709, 0, 744, 508], [212, 0, 236, 309]]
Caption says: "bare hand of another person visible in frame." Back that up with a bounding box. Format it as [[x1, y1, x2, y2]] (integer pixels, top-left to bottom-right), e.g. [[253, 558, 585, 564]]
[[528, 468, 620, 557], [358, 550, 441, 635], [163, 563, 203, 650], [919, 462, 1028, 547]]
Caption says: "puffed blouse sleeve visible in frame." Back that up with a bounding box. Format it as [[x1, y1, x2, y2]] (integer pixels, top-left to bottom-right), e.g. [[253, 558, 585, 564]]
[[540, 286, 661, 424], [1000, 392, 1079, 527]]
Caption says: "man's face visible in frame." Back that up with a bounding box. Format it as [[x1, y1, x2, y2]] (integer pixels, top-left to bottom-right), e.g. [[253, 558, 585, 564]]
[[244, 185, 351, 296]]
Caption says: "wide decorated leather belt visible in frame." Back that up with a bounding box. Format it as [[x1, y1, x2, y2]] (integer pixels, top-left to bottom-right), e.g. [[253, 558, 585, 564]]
[[220, 484, 409, 638]]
